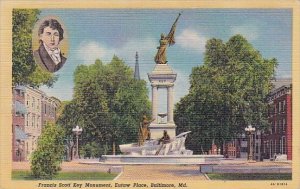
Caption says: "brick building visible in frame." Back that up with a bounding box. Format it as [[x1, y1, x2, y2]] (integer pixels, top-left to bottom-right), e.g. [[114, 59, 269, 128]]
[[212, 80, 292, 161], [262, 81, 292, 160], [221, 131, 262, 160], [12, 86, 27, 161]]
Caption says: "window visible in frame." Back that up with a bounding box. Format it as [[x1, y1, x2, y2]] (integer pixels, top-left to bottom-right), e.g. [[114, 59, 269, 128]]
[[283, 100, 286, 112], [241, 147, 247, 152], [272, 121, 275, 134], [282, 136, 286, 154], [44, 104, 47, 114], [26, 95, 29, 106], [283, 118, 286, 132], [279, 139, 282, 154], [26, 142, 29, 155], [32, 97, 35, 108], [32, 115, 35, 127], [26, 114, 29, 127], [270, 140, 273, 157], [256, 145, 259, 153], [37, 99, 39, 110], [16, 89, 20, 96]]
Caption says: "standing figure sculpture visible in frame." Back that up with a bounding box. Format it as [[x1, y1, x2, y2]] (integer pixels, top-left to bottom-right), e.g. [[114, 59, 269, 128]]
[[154, 13, 181, 64], [138, 115, 155, 146]]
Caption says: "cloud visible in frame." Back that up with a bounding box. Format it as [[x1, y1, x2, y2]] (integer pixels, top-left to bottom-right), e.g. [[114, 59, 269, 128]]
[[76, 41, 115, 64], [116, 38, 157, 65], [231, 25, 259, 41], [74, 39, 191, 107], [177, 29, 207, 53], [76, 38, 157, 66]]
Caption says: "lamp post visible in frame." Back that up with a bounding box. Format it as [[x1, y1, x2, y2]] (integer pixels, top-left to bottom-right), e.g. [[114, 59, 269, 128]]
[[72, 125, 83, 159], [245, 124, 256, 161]]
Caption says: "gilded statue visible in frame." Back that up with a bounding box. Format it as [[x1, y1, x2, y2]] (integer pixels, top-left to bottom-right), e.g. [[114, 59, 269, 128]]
[[154, 13, 181, 64], [138, 115, 155, 146]]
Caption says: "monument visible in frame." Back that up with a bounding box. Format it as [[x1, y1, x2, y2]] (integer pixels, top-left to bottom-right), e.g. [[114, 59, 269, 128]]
[[87, 13, 223, 165], [148, 13, 181, 139]]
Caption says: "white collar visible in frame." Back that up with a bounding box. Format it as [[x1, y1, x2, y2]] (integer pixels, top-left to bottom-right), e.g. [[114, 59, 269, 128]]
[[43, 43, 61, 54], [43, 43, 61, 65]]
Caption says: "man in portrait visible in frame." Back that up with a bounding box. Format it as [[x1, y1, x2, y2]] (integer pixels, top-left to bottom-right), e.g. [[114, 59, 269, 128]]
[[33, 19, 67, 73]]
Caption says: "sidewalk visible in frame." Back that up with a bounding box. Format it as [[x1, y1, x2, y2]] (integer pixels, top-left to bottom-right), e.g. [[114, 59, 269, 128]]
[[205, 158, 292, 173], [117, 165, 207, 180]]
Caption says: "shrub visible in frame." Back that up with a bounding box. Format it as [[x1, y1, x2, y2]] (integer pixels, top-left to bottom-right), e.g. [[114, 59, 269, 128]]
[[30, 123, 65, 179]]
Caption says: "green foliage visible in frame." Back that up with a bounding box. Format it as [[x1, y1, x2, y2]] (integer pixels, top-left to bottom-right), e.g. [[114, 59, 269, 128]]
[[58, 56, 151, 154], [30, 123, 65, 179], [12, 170, 117, 180], [207, 173, 292, 180], [80, 142, 108, 158], [12, 9, 57, 87], [175, 34, 277, 154]]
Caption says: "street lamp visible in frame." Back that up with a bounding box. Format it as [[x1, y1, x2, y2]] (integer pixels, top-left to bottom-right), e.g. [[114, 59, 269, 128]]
[[245, 124, 256, 161], [72, 125, 83, 159]]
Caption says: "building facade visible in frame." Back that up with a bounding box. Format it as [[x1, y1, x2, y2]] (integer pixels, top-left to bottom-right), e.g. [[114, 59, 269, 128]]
[[222, 131, 262, 160], [42, 96, 61, 126], [262, 83, 292, 160], [12, 86, 27, 161], [24, 87, 43, 160], [210, 80, 292, 161], [12, 86, 61, 161]]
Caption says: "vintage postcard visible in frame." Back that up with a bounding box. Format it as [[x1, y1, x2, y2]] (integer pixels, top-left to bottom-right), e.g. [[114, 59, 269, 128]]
[[0, 0, 299, 189]]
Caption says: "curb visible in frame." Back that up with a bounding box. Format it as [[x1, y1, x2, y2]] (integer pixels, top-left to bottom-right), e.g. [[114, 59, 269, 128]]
[[113, 170, 124, 181], [203, 174, 210, 180]]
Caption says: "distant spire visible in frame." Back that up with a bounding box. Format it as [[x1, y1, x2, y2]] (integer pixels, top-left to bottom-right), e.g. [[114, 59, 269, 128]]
[[134, 52, 140, 80]]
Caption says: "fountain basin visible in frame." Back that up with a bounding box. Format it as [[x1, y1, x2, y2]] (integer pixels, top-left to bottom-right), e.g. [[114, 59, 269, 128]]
[[99, 154, 223, 164]]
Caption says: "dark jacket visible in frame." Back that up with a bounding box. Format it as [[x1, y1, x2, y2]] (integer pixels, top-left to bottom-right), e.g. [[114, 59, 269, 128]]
[[33, 44, 67, 73]]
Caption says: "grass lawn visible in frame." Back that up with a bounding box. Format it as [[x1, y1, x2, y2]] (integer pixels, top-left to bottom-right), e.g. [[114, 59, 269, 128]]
[[207, 173, 292, 180], [12, 170, 117, 180]]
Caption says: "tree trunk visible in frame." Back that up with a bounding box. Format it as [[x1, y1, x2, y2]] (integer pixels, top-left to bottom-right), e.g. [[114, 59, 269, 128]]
[[112, 141, 116, 155]]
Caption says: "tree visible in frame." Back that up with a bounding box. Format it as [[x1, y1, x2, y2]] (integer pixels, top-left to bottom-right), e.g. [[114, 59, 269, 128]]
[[58, 56, 151, 155], [174, 35, 277, 154], [30, 123, 65, 179], [12, 9, 57, 87]]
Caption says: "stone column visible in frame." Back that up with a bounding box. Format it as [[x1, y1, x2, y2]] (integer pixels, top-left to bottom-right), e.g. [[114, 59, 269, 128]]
[[152, 85, 158, 123], [167, 85, 174, 123]]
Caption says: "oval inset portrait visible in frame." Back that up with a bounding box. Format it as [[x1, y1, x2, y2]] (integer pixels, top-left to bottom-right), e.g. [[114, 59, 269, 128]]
[[32, 16, 68, 73]]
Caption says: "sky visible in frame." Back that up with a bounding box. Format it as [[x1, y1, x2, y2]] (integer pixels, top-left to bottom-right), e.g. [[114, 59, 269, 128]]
[[38, 9, 292, 113]]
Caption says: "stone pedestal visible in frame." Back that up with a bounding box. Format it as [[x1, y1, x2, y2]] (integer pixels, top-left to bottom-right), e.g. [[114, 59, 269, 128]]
[[148, 64, 177, 139]]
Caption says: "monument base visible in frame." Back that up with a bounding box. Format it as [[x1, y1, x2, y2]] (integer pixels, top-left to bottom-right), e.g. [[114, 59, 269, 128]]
[[97, 155, 223, 165], [148, 123, 176, 139]]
